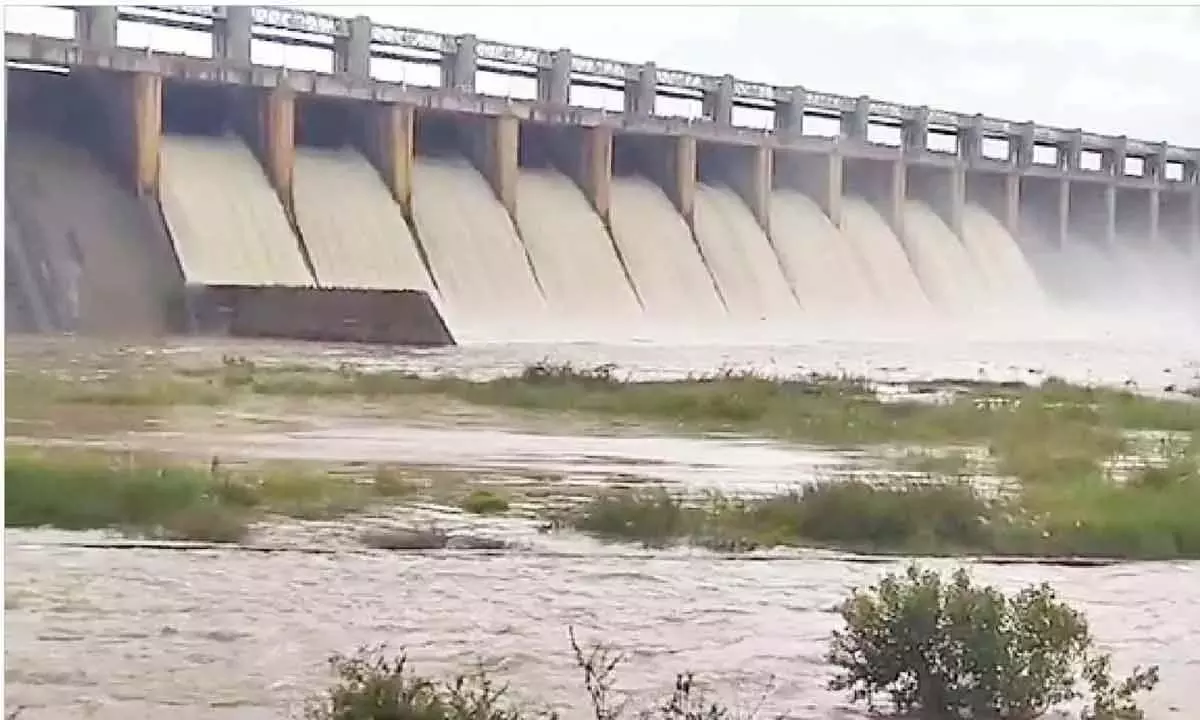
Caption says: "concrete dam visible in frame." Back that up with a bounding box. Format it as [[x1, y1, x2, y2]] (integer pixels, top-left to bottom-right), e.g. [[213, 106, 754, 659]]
[[6, 6, 1200, 345]]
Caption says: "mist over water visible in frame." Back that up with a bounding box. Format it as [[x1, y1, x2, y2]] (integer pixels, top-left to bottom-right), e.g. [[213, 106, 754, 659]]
[[691, 183, 801, 326], [291, 147, 436, 294], [159, 134, 313, 287], [608, 175, 728, 337], [514, 168, 643, 340], [410, 155, 549, 343]]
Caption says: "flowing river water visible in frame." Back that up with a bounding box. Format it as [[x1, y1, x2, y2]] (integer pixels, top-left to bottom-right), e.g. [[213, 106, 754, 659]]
[[5, 336, 1200, 719]]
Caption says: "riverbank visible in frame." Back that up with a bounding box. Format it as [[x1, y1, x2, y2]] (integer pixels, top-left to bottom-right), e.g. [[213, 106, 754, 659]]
[[3, 448, 428, 543], [9, 358, 1199, 484], [565, 469, 1200, 559], [8, 445, 1199, 560]]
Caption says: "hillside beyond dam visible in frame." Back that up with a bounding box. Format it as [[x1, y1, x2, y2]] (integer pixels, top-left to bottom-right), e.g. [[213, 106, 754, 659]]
[[5, 6, 1199, 346]]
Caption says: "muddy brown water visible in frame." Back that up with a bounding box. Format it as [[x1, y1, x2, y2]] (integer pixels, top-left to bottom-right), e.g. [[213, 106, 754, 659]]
[[5, 532, 1197, 720], [5, 336, 1200, 718]]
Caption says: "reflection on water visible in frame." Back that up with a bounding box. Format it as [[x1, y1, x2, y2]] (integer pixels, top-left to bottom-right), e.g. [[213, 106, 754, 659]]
[[5, 533, 1197, 719]]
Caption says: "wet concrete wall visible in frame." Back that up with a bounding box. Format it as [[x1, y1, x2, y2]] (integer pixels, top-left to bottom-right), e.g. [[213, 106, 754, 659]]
[[774, 150, 842, 223], [844, 157, 904, 232], [1068, 180, 1112, 246], [697, 142, 772, 232], [966, 172, 1016, 235], [613, 133, 697, 222], [4, 69, 185, 338], [908, 164, 965, 236], [189, 286, 454, 347]]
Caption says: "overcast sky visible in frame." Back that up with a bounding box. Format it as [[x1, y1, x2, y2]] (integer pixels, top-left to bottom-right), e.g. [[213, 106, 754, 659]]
[[6, 4, 1199, 146]]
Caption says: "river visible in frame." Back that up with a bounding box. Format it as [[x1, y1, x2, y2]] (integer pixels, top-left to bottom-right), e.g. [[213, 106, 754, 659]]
[[4, 335, 1199, 718]]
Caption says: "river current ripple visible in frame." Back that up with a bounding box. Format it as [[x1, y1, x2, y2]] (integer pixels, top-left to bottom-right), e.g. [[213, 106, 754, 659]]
[[5, 534, 1197, 719]]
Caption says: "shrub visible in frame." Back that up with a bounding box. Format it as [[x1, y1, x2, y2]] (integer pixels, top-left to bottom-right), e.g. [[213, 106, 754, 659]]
[[827, 565, 1159, 720], [461, 490, 511, 515], [303, 645, 538, 720], [304, 630, 745, 720]]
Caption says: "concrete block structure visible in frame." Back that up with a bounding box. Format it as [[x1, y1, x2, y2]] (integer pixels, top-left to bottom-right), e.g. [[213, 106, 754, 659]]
[[6, 4, 1200, 327]]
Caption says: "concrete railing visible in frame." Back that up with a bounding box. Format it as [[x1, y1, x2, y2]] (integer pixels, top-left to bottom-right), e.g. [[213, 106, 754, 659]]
[[22, 4, 1195, 186]]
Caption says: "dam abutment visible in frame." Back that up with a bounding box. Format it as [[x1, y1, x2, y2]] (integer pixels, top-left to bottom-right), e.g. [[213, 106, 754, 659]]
[[5, 67, 185, 335]]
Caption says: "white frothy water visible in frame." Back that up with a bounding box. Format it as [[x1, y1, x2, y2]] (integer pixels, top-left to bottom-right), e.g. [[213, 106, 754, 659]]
[[899, 199, 990, 312], [159, 134, 313, 287], [692, 183, 800, 323], [291, 147, 437, 294], [839, 196, 930, 314], [768, 189, 877, 317], [959, 203, 1046, 310], [513, 168, 643, 340], [409, 155, 548, 342], [608, 175, 727, 334]]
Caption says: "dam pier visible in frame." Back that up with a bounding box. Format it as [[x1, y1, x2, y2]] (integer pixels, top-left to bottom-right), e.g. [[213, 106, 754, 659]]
[[6, 5, 1200, 342]]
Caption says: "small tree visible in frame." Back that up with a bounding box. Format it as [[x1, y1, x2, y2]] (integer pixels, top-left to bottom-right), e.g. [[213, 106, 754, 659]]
[[826, 565, 1159, 720], [302, 645, 543, 720]]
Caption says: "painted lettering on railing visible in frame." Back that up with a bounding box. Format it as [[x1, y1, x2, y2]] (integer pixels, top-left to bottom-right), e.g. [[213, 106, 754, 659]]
[[370, 25, 448, 52], [655, 68, 709, 91], [733, 81, 775, 101], [250, 7, 346, 36], [476, 40, 542, 67]]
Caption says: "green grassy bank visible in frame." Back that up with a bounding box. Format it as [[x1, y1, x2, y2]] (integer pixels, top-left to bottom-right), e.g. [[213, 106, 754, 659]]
[[565, 462, 1200, 560], [3, 448, 419, 542]]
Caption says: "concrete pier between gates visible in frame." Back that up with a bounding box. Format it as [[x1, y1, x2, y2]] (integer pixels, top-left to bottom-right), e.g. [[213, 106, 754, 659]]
[[132, 73, 161, 196], [580, 126, 614, 223], [374, 104, 416, 215], [263, 89, 296, 217]]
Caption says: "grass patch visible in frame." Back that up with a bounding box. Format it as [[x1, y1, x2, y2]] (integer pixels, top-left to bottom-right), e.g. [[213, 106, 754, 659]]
[[565, 467, 1200, 560], [9, 359, 1199, 490], [460, 489, 510, 515], [4, 450, 421, 542]]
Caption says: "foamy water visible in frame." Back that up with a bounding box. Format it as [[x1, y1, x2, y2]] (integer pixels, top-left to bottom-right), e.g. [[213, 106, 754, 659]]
[[960, 202, 1046, 310], [839, 196, 931, 314], [899, 199, 989, 312], [769, 189, 877, 317], [692, 183, 800, 324], [514, 168, 643, 340], [291, 146, 437, 294], [158, 133, 313, 287], [607, 175, 727, 336], [410, 155, 548, 342], [6, 532, 1198, 720]]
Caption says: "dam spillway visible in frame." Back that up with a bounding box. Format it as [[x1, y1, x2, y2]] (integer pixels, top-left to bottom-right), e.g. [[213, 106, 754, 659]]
[[4, 6, 1199, 345]]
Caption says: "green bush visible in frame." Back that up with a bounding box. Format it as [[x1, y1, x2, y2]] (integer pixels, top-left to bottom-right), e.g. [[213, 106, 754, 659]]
[[304, 629, 739, 720], [827, 565, 1159, 719], [303, 646, 536, 720], [461, 490, 511, 515]]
